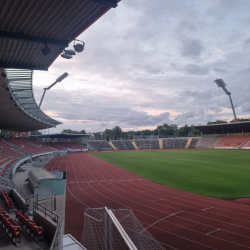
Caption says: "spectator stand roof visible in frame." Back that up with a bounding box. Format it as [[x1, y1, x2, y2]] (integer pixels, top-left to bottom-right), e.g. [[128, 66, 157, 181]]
[[29, 133, 90, 139], [194, 121, 250, 134], [0, 0, 120, 131], [0, 68, 61, 131], [0, 0, 119, 70]]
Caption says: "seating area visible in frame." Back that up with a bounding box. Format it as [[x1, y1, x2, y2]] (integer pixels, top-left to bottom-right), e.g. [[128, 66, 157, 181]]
[[162, 138, 188, 149], [1, 190, 14, 213], [188, 138, 199, 148], [15, 209, 43, 241], [87, 140, 113, 151], [0, 140, 24, 178], [68, 142, 86, 149], [0, 203, 22, 245], [215, 136, 250, 148], [193, 138, 218, 148], [25, 139, 55, 153], [134, 139, 160, 149], [48, 142, 65, 150], [111, 140, 135, 150], [4, 138, 54, 155], [242, 141, 250, 148]]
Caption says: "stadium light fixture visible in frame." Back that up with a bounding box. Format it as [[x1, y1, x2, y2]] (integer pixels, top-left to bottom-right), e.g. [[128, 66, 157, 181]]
[[214, 79, 238, 122], [39, 72, 68, 108]]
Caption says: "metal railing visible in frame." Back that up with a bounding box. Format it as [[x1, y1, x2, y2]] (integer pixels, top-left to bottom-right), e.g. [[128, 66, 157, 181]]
[[33, 202, 60, 224], [33, 201, 61, 250]]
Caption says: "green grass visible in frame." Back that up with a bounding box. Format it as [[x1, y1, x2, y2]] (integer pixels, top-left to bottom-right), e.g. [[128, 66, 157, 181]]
[[91, 150, 250, 199]]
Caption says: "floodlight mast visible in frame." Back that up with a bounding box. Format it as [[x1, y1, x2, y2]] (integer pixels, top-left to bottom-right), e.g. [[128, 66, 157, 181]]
[[214, 79, 238, 122], [39, 72, 68, 108]]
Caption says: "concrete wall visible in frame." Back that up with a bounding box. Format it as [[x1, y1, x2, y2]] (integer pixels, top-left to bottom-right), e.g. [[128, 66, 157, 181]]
[[33, 210, 57, 241], [12, 188, 26, 212]]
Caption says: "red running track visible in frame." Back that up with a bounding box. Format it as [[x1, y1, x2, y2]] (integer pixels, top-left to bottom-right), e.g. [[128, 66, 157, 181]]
[[44, 152, 250, 250]]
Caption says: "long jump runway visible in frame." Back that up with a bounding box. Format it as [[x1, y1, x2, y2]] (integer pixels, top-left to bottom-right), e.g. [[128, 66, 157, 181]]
[[44, 152, 250, 250]]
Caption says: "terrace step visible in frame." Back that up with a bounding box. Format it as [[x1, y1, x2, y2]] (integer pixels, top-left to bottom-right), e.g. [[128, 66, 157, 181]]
[[131, 140, 138, 150], [185, 138, 192, 148], [108, 141, 117, 150], [159, 139, 163, 149]]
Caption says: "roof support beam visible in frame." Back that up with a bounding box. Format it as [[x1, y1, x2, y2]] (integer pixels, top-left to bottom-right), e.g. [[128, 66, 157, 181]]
[[90, 0, 118, 8], [0, 63, 48, 71], [0, 31, 69, 47]]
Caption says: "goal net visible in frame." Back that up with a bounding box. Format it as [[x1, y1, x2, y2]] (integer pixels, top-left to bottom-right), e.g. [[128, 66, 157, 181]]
[[81, 207, 165, 250]]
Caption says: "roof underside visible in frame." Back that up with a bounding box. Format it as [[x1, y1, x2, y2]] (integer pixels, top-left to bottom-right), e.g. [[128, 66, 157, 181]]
[[0, 68, 62, 131], [29, 133, 89, 139], [0, 0, 119, 70], [194, 121, 250, 134], [28, 168, 55, 182]]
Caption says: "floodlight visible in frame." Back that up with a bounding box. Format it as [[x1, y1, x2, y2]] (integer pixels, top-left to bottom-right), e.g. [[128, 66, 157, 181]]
[[61, 53, 72, 59], [64, 49, 76, 55], [56, 72, 68, 82], [214, 78, 237, 122], [41, 44, 51, 56], [73, 42, 85, 53], [39, 72, 69, 107]]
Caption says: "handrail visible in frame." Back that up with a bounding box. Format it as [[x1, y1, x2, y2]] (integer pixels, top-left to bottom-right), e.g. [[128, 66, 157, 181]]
[[33, 201, 61, 250], [50, 217, 61, 250], [33, 202, 60, 224]]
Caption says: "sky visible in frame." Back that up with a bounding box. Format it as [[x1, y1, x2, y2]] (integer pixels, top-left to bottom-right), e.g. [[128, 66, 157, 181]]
[[33, 0, 250, 133]]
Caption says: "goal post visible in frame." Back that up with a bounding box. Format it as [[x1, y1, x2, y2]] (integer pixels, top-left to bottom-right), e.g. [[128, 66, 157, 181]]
[[81, 207, 165, 250]]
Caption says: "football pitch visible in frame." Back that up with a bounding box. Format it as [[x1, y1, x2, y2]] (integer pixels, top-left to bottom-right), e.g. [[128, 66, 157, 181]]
[[92, 149, 250, 199]]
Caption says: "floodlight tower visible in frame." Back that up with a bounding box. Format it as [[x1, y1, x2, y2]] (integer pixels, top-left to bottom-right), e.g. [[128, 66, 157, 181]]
[[39, 72, 68, 108], [214, 79, 238, 122]]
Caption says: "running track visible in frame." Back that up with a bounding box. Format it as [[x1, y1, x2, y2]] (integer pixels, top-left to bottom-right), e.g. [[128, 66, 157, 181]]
[[44, 152, 250, 250]]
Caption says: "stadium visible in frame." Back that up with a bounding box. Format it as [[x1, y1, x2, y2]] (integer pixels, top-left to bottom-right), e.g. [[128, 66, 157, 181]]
[[1, 1, 250, 250]]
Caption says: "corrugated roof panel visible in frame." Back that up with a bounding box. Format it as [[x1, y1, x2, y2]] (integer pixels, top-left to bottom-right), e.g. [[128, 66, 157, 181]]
[[5, 68, 62, 127]]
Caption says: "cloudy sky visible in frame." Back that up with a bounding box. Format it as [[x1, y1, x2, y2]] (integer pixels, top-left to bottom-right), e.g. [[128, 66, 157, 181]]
[[33, 0, 250, 133]]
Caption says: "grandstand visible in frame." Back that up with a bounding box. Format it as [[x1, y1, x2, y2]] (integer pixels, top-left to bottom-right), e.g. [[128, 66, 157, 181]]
[[111, 140, 135, 150], [214, 136, 250, 149], [189, 137, 218, 149], [0, 0, 120, 249], [134, 139, 160, 149], [2, 0, 250, 249], [87, 140, 113, 151]]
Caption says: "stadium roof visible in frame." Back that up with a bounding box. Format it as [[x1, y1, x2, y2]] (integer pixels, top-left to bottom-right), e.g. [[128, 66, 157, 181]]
[[29, 133, 90, 139], [0, 0, 119, 70], [0, 68, 62, 131], [194, 121, 250, 134]]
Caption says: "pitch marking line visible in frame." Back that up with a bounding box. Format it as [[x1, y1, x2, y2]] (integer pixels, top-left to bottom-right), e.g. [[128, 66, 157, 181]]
[[139, 211, 184, 234], [206, 228, 220, 235], [202, 207, 214, 211], [151, 198, 165, 202]]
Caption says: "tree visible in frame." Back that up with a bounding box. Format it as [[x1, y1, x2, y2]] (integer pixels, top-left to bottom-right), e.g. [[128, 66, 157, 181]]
[[112, 126, 122, 140], [230, 118, 250, 123], [207, 120, 227, 125], [30, 131, 42, 135], [61, 129, 86, 134]]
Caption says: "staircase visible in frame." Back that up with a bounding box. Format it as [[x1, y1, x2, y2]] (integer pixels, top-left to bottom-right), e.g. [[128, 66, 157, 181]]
[[212, 137, 222, 148], [109, 141, 117, 150], [185, 138, 192, 149], [131, 140, 138, 150], [2, 139, 19, 149], [25, 140, 40, 148], [159, 139, 163, 149]]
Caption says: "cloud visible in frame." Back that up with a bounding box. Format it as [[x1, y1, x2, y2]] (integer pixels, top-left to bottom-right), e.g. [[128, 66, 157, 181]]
[[179, 37, 204, 57], [31, 0, 250, 133]]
